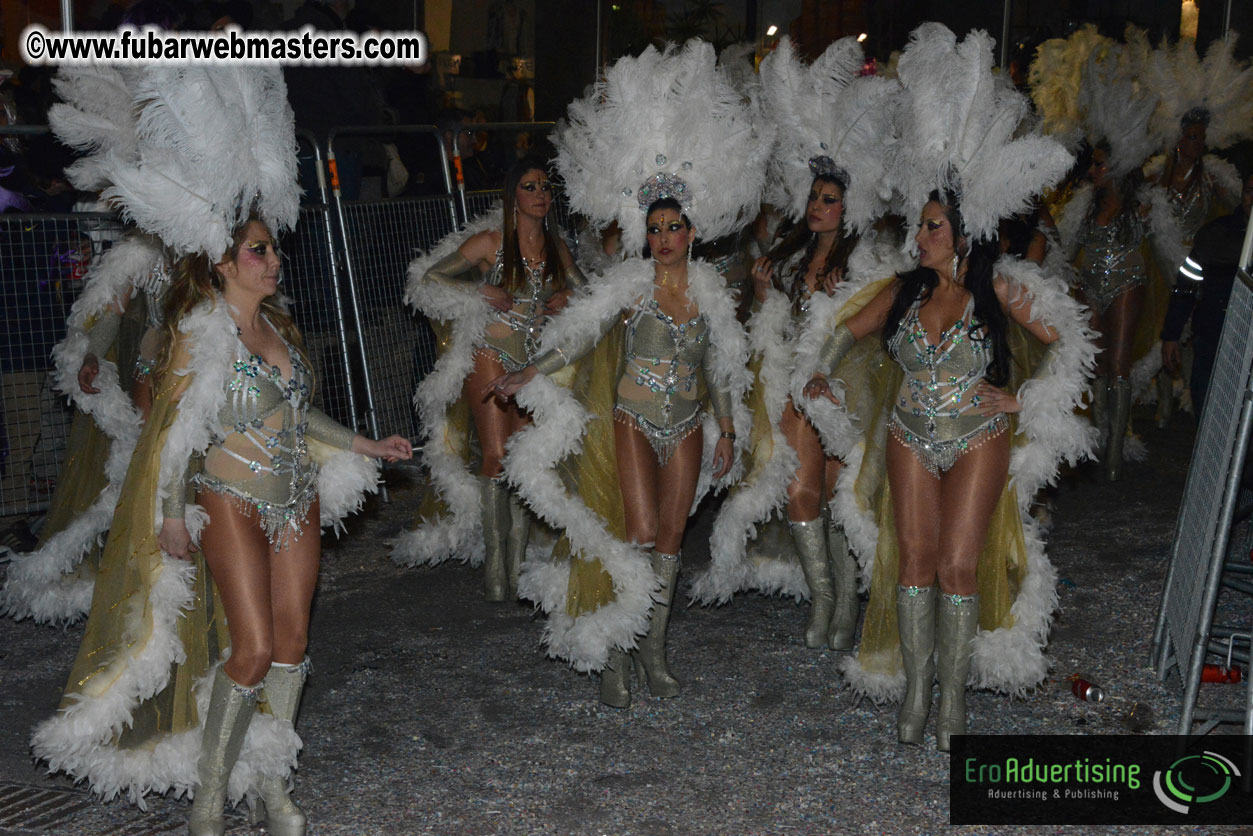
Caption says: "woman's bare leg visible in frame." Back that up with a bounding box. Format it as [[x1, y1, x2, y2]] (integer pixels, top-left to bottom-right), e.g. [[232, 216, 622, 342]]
[[1103, 285, 1144, 479], [932, 430, 1008, 751], [935, 431, 1009, 596], [269, 500, 321, 665], [615, 418, 661, 547], [782, 400, 836, 646], [198, 491, 274, 687], [781, 399, 826, 523], [886, 436, 942, 588], [465, 350, 529, 599]]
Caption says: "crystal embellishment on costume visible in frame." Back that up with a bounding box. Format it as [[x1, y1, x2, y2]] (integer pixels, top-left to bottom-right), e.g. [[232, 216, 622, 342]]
[[637, 173, 691, 213]]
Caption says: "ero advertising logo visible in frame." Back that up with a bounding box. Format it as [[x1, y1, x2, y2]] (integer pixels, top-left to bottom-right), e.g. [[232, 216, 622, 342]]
[[1152, 750, 1241, 814], [950, 735, 1251, 826]]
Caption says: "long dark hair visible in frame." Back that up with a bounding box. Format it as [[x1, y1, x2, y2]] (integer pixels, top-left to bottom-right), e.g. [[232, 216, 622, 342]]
[[500, 156, 564, 295], [881, 191, 1011, 387], [1085, 141, 1145, 246], [765, 174, 860, 301]]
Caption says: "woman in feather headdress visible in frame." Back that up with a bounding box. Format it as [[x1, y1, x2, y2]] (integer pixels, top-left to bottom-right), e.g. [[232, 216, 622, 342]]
[[31, 67, 410, 836], [689, 36, 901, 651], [0, 66, 172, 626], [1052, 45, 1181, 480], [391, 155, 585, 601], [796, 24, 1095, 751], [491, 40, 764, 708], [1140, 33, 1251, 424]]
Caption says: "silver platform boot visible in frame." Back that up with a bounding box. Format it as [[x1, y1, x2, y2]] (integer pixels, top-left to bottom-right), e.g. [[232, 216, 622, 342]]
[[1105, 377, 1132, 482], [896, 585, 936, 745], [599, 650, 631, 709], [252, 660, 310, 836], [635, 550, 681, 698], [188, 668, 259, 836], [1090, 375, 1109, 449], [480, 476, 510, 601], [790, 519, 834, 649], [825, 516, 858, 650], [936, 593, 979, 752]]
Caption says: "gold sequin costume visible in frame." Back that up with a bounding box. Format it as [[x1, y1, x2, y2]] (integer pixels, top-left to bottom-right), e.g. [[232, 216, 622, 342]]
[[162, 320, 357, 548], [886, 297, 1009, 476]]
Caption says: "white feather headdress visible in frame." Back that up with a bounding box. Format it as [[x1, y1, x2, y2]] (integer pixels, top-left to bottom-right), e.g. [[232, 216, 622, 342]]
[[553, 40, 772, 256], [1028, 24, 1115, 148], [757, 36, 897, 232], [1077, 44, 1159, 177], [1145, 34, 1253, 152], [891, 23, 1073, 243], [49, 66, 300, 262]]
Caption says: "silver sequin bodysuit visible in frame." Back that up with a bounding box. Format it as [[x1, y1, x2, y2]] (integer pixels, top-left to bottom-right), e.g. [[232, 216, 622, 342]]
[[886, 297, 1008, 477], [615, 299, 713, 465], [163, 321, 356, 547], [1074, 213, 1148, 315], [481, 249, 559, 371], [1168, 172, 1221, 244]]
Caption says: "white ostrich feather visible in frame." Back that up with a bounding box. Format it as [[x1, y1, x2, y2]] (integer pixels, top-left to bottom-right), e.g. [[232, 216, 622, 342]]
[[892, 23, 1073, 242], [1147, 34, 1253, 152], [48, 67, 139, 192], [1078, 45, 1159, 177], [56, 66, 301, 262], [1028, 25, 1115, 148], [553, 39, 772, 256], [757, 37, 898, 231]]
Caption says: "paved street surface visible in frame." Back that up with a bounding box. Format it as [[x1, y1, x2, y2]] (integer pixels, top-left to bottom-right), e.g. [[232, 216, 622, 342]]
[[2, 408, 1251, 835]]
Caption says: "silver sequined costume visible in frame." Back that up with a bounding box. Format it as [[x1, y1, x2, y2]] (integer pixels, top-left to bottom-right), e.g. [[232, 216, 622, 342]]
[[162, 320, 357, 547], [885, 297, 1007, 477], [1073, 212, 1149, 315]]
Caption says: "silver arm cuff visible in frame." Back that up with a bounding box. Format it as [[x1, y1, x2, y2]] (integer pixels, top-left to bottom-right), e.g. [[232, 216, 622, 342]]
[[84, 307, 122, 360], [424, 251, 477, 288], [563, 262, 588, 292], [817, 323, 857, 377], [306, 407, 358, 451]]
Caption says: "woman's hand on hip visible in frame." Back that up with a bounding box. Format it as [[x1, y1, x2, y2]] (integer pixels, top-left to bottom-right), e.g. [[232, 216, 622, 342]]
[[973, 382, 1021, 415]]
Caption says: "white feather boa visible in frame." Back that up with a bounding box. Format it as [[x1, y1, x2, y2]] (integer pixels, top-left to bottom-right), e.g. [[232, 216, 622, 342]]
[[791, 256, 1097, 699], [690, 291, 804, 604], [1, 236, 161, 624], [505, 257, 750, 671], [31, 297, 372, 806], [389, 210, 502, 568]]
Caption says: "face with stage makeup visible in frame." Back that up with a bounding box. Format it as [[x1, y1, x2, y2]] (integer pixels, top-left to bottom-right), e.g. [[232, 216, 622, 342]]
[[805, 176, 845, 235], [914, 200, 964, 275], [646, 205, 695, 268], [215, 220, 281, 302], [1176, 122, 1206, 165], [514, 168, 553, 221]]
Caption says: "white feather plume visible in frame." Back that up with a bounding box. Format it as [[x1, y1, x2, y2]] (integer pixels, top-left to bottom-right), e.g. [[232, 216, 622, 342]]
[[1077, 44, 1159, 177], [757, 37, 898, 232], [892, 23, 1074, 242], [1147, 34, 1253, 152], [553, 39, 772, 256], [54, 66, 301, 262]]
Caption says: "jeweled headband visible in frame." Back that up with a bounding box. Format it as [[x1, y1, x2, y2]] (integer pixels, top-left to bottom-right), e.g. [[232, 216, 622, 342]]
[[635, 164, 693, 214], [807, 154, 850, 190]]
